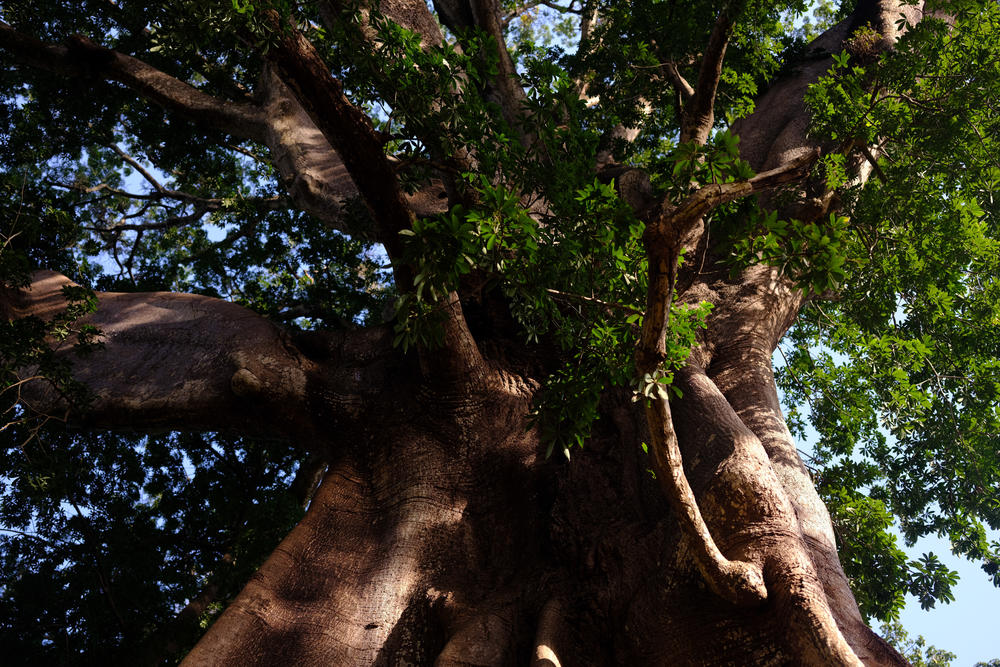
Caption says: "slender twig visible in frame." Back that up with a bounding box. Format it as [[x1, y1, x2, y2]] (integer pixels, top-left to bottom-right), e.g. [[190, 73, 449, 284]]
[[109, 143, 167, 193], [545, 287, 643, 315]]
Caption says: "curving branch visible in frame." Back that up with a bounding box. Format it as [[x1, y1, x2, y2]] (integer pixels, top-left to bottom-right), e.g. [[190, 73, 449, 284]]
[[503, 1, 583, 27], [710, 347, 907, 665], [0, 271, 378, 442], [261, 7, 488, 386], [644, 390, 768, 608]]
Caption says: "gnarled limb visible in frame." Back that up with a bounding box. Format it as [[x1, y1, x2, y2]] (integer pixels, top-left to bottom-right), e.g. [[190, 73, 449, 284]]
[[710, 346, 907, 665], [634, 148, 818, 610], [669, 365, 865, 666], [637, 237, 768, 609]]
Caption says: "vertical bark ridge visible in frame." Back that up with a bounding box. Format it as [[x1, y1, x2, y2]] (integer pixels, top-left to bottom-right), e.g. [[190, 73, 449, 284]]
[[182, 433, 468, 665], [178, 363, 543, 665], [182, 457, 382, 665], [667, 366, 867, 665], [530, 598, 569, 667], [712, 351, 908, 666]]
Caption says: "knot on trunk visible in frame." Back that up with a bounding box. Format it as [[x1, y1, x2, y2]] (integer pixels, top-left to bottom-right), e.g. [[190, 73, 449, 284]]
[[231, 368, 264, 398], [715, 558, 768, 607]]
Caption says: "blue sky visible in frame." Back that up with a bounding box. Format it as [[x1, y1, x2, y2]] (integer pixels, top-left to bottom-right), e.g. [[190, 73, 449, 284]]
[[898, 531, 1000, 665]]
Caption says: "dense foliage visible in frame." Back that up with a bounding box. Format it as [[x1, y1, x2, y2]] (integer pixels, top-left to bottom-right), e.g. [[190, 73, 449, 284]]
[[1, 0, 998, 662]]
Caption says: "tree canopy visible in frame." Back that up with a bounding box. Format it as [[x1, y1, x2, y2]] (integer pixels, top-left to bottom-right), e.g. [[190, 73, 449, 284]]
[[1, 0, 999, 664]]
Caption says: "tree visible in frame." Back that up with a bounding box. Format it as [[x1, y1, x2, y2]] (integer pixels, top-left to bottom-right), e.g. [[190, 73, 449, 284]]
[[879, 622, 955, 667], [1, 0, 999, 664]]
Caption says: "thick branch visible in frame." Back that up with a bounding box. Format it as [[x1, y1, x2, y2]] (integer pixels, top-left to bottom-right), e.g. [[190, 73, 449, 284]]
[[434, 0, 531, 139], [1, 271, 342, 440], [0, 19, 425, 240], [256, 65, 365, 232], [263, 19, 486, 382], [733, 1, 925, 171], [262, 13, 415, 285], [0, 20, 370, 236], [669, 366, 866, 665], [637, 148, 818, 371], [319, 0, 445, 51], [680, 5, 741, 144], [0, 22, 267, 140]]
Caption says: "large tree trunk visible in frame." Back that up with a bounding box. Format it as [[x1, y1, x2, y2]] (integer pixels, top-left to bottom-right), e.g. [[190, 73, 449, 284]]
[[3, 258, 904, 666], [4, 267, 905, 666], [175, 266, 901, 665]]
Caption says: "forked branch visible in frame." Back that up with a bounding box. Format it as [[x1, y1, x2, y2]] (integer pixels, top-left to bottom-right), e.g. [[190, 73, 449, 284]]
[[262, 11, 416, 286], [634, 148, 818, 609]]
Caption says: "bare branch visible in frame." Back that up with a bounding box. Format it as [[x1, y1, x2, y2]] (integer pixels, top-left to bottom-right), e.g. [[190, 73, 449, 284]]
[[663, 62, 695, 99], [544, 287, 643, 315], [82, 206, 211, 234], [109, 144, 168, 193]]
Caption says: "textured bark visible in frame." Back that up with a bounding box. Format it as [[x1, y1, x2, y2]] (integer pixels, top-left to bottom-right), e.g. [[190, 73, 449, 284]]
[[0, 1, 936, 664]]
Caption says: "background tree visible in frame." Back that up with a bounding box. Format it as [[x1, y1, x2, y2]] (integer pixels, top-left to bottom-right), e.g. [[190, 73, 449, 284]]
[[1, 0, 998, 664]]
